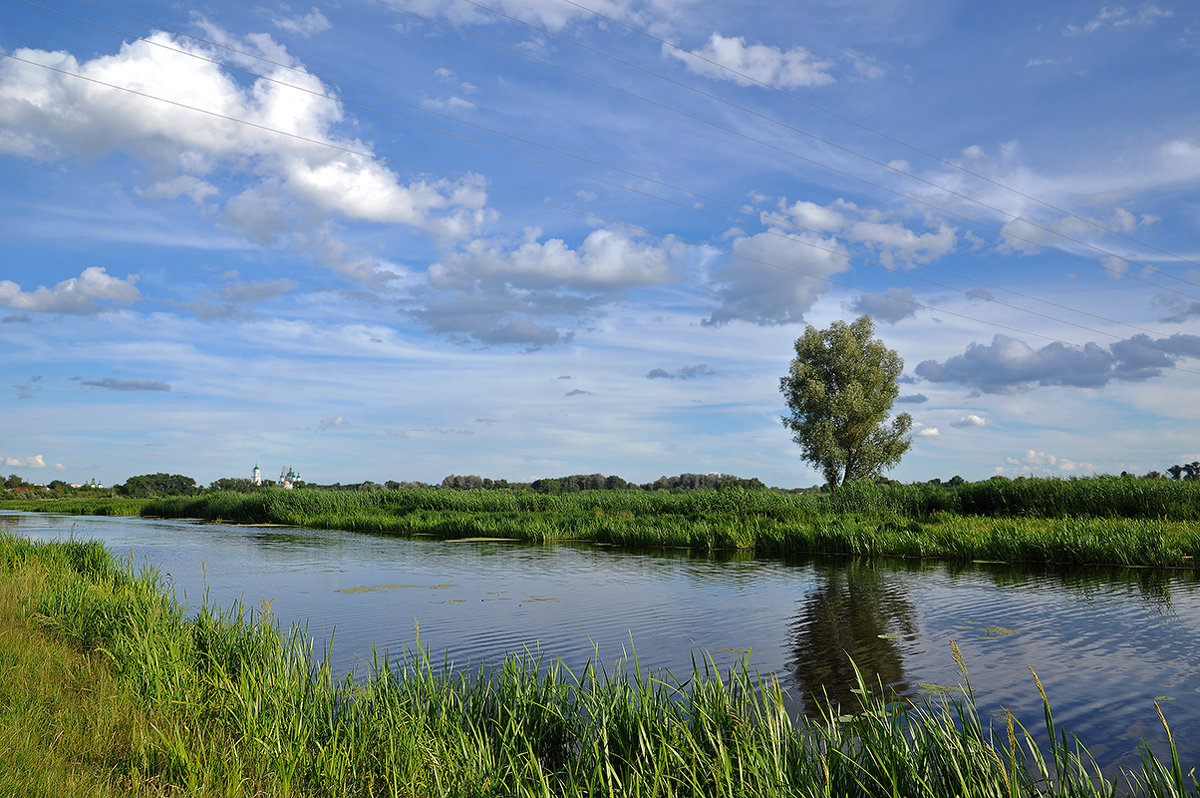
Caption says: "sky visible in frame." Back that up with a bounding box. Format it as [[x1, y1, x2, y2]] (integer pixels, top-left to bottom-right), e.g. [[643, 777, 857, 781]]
[[2, 0, 1199, 489]]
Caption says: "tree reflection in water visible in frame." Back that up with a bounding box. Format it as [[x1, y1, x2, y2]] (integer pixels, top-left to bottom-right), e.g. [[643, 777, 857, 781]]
[[787, 558, 918, 716]]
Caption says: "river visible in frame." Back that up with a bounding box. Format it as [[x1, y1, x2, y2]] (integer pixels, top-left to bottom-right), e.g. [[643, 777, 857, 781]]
[[4, 510, 1199, 775]]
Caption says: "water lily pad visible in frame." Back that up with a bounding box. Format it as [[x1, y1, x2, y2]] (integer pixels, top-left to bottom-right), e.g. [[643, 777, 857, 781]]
[[980, 626, 1016, 636], [877, 632, 901, 640], [336, 584, 423, 594]]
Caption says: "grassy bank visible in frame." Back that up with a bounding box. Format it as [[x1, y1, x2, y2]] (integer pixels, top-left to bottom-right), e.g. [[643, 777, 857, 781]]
[[6, 477, 1199, 566], [0, 496, 149, 516], [133, 479, 1200, 567], [1, 533, 1196, 797]]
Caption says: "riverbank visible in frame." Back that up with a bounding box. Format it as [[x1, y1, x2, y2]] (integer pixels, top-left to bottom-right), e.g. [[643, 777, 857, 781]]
[[4, 477, 1199, 566], [1, 533, 1195, 797], [145, 479, 1200, 567]]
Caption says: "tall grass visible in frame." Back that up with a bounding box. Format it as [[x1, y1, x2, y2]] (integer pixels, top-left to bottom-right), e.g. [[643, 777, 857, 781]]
[[0, 496, 149, 516], [134, 482, 1200, 567], [1, 533, 1197, 797]]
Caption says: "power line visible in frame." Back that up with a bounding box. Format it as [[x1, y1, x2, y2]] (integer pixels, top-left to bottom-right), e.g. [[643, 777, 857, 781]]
[[45, 0, 1200, 303], [548, 0, 1200, 276], [20, 0, 1194, 347], [7, 49, 1199, 380], [415, 0, 1200, 292], [364, 0, 1200, 298]]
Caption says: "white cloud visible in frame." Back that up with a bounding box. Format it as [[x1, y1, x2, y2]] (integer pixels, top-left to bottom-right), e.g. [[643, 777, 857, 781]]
[[392, 0, 613, 31], [273, 7, 332, 37], [0, 267, 140, 315], [1065, 4, 1173, 36], [704, 229, 851, 326], [0, 32, 492, 278], [847, 220, 956, 268], [1001, 449, 1096, 474], [136, 174, 219, 204], [430, 228, 680, 291], [771, 197, 956, 269], [780, 199, 848, 233], [951, 414, 989, 428], [3, 454, 46, 468], [665, 33, 836, 89], [319, 416, 347, 430], [917, 427, 941, 437]]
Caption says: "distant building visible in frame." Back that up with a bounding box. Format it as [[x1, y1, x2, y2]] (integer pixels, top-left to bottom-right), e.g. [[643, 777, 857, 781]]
[[278, 466, 300, 490], [252, 464, 262, 486]]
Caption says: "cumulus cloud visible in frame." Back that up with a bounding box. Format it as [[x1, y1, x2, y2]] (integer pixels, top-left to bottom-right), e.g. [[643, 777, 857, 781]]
[[773, 197, 956, 268], [915, 332, 1200, 392], [80, 377, 171, 391], [917, 427, 941, 437], [646, 364, 717, 380], [0, 32, 491, 279], [665, 33, 836, 89], [415, 228, 681, 346], [430, 228, 679, 291], [895, 393, 927, 404], [704, 229, 851, 326], [848, 286, 919, 324], [0, 267, 140, 315], [951, 414, 989, 428], [3, 454, 46, 468], [847, 221, 956, 268], [318, 415, 347, 430]]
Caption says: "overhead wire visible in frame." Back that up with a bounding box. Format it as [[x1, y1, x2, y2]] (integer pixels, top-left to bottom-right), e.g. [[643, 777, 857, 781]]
[[14, 49, 1197, 374], [19, 0, 1197, 351], [383, 0, 1200, 294], [548, 0, 1200, 276], [50, 0, 1200, 303]]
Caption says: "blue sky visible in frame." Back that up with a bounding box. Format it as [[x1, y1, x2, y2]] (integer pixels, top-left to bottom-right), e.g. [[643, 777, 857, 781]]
[[2, 0, 1199, 488]]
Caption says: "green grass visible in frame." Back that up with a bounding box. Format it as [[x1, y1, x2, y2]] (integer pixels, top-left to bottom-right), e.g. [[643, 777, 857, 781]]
[[1, 533, 1197, 797], [0, 496, 150, 516], [7, 476, 1200, 566], [130, 482, 1200, 567]]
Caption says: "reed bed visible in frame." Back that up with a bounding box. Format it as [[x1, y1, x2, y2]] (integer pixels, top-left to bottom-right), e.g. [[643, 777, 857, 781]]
[[133, 480, 1200, 567], [0, 496, 149, 516], [1, 533, 1197, 797]]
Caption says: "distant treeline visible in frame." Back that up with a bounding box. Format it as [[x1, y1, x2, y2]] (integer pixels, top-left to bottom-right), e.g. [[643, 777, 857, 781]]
[[5, 464, 1198, 501], [200, 472, 768, 494]]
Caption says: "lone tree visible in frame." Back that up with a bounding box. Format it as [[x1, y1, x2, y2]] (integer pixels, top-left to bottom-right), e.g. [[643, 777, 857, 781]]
[[780, 315, 913, 488]]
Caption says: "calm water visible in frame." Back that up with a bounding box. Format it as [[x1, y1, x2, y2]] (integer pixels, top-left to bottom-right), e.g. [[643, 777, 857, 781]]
[[5, 510, 1199, 774]]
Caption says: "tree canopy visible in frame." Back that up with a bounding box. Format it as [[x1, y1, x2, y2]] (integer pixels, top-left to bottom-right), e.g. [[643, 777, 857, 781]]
[[116, 473, 198, 498], [780, 315, 913, 487]]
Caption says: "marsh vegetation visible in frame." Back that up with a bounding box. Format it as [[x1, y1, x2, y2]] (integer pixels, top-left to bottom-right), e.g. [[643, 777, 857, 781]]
[[2, 533, 1197, 797]]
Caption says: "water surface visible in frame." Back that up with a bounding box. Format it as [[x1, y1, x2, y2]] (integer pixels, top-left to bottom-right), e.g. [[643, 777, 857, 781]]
[[5, 510, 1198, 774]]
